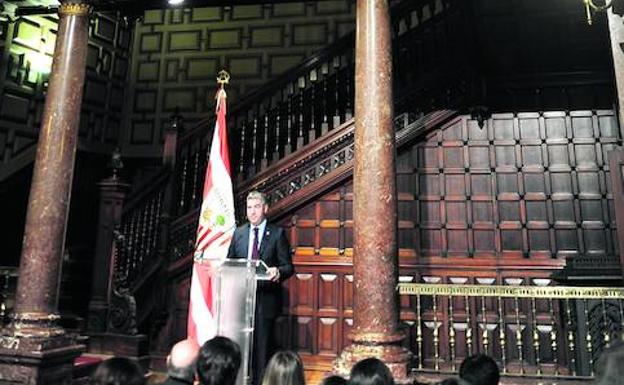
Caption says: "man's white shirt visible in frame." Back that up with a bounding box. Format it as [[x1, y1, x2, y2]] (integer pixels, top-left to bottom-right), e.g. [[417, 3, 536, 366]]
[[247, 218, 267, 260]]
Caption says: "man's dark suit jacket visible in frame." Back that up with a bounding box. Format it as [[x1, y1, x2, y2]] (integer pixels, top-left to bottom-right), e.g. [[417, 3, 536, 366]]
[[226, 222, 294, 319]]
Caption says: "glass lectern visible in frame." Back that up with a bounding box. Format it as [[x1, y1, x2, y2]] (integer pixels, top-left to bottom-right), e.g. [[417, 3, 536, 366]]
[[213, 259, 269, 385]]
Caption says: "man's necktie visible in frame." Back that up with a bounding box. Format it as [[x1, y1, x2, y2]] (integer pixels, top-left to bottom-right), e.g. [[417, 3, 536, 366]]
[[252, 227, 260, 260]]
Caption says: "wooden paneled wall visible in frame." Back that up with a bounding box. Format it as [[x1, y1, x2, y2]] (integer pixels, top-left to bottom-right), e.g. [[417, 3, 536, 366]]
[[282, 111, 619, 262], [164, 110, 621, 363], [0, 12, 132, 177], [280, 110, 621, 359], [125, 2, 356, 154]]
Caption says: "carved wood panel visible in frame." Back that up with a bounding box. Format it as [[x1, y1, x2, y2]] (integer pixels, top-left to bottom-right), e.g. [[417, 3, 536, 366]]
[[407, 111, 619, 262], [126, 2, 355, 151], [277, 110, 619, 265], [285, 266, 352, 357], [277, 110, 620, 358], [277, 183, 353, 260]]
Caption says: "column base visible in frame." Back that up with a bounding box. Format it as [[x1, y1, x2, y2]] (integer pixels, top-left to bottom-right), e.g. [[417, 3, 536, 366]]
[[0, 328, 84, 385], [333, 334, 413, 384], [5, 312, 66, 339]]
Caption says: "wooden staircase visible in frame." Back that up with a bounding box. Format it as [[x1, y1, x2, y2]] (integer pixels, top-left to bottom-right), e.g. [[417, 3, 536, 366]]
[[68, 0, 472, 373], [90, 0, 469, 346]]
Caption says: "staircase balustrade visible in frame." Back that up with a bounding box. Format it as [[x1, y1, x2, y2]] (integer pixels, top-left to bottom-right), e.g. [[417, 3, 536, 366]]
[[95, 0, 470, 335], [97, 171, 171, 334], [398, 282, 624, 380], [114, 173, 168, 291]]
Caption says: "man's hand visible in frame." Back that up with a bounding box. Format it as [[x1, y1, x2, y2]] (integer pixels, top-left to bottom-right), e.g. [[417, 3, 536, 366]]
[[267, 267, 280, 282]]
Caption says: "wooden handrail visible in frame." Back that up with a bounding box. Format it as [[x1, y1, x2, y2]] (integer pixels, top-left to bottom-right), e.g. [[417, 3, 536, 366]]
[[263, 110, 459, 222], [237, 117, 356, 194]]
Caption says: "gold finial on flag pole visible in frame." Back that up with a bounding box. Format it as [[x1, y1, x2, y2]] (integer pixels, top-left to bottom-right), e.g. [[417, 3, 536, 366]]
[[216, 69, 230, 89], [215, 70, 229, 112]]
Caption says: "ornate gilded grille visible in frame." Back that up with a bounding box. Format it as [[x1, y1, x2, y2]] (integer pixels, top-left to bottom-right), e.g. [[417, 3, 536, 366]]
[[399, 282, 624, 379]]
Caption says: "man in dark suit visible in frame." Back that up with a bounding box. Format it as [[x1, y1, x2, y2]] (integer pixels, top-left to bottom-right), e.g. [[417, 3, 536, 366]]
[[226, 190, 294, 385]]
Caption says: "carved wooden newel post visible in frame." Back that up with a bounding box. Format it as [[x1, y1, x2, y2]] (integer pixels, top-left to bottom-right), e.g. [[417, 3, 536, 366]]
[[87, 164, 130, 333], [334, 0, 412, 381], [163, 112, 183, 169], [0, 2, 91, 383]]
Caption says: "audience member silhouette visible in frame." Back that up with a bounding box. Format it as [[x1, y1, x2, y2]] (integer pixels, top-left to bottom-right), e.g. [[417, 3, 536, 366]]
[[594, 340, 624, 385], [261, 350, 306, 385], [459, 354, 499, 385], [197, 336, 242, 385], [322, 375, 347, 385], [348, 358, 394, 385], [91, 356, 145, 385], [163, 339, 200, 385]]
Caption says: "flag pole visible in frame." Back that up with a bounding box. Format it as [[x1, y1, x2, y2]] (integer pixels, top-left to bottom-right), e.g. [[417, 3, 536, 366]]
[[187, 69, 236, 345], [194, 69, 231, 263]]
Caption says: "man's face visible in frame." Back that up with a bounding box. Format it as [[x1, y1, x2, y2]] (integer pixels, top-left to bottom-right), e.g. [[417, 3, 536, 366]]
[[246, 197, 268, 226]]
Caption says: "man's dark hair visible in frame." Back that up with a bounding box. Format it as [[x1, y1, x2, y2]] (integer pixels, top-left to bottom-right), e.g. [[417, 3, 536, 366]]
[[91, 357, 145, 385], [322, 375, 347, 385], [459, 354, 500, 385], [348, 358, 394, 385], [197, 336, 242, 385], [595, 340, 624, 385]]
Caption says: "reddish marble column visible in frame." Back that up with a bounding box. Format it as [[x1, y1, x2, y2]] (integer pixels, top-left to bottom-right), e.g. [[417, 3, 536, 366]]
[[607, 9, 624, 279], [334, 0, 411, 381], [12, 1, 91, 332], [0, 2, 90, 384]]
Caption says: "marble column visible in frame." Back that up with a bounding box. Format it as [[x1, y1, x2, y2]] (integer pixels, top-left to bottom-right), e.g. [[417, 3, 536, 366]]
[[334, 0, 411, 381], [608, 8, 624, 131], [0, 2, 91, 384], [606, 8, 624, 278]]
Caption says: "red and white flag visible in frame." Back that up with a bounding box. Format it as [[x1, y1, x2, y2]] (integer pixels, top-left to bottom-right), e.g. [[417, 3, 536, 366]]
[[187, 87, 235, 346]]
